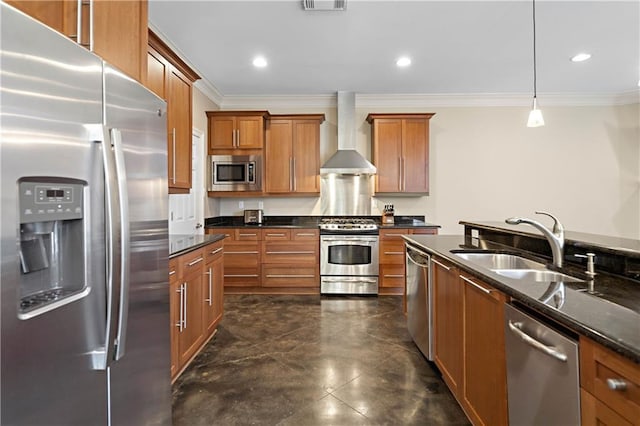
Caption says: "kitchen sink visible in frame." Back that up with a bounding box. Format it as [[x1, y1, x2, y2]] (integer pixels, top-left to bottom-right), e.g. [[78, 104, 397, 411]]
[[493, 269, 583, 282], [452, 252, 546, 270]]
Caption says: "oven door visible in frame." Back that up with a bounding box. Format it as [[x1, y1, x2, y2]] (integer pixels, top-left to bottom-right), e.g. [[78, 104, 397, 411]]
[[320, 235, 379, 276]]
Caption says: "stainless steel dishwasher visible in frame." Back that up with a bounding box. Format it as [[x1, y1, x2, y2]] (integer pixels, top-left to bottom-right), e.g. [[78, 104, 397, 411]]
[[504, 303, 580, 425], [405, 244, 433, 360]]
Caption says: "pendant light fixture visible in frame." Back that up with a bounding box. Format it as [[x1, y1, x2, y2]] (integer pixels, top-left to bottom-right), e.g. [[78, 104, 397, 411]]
[[527, 0, 544, 127]]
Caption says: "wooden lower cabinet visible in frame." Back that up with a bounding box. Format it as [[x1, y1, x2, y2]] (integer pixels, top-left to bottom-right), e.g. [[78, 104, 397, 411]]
[[207, 227, 319, 293], [580, 336, 640, 426], [432, 256, 464, 396], [170, 240, 224, 381], [379, 227, 437, 295], [460, 273, 508, 426], [432, 255, 508, 426]]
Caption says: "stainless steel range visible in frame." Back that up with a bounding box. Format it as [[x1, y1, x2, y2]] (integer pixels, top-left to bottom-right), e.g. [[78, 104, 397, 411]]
[[320, 218, 379, 295]]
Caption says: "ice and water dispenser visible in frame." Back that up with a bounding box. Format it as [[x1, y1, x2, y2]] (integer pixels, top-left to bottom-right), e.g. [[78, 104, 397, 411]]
[[18, 179, 86, 318]]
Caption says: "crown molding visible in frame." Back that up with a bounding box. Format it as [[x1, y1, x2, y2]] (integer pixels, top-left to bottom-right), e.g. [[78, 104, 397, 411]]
[[193, 80, 224, 107], [210, 91, 639, 110]]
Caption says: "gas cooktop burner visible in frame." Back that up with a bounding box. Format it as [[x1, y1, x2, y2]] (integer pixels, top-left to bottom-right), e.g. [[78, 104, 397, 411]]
[[319, 218, 378, 231]]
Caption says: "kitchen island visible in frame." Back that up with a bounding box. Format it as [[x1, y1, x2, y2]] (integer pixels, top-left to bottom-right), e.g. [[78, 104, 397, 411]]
[[403, 221, 640, 426]]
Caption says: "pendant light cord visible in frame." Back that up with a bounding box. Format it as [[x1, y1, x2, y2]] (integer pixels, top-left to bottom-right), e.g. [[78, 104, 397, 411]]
[[532, 0, 538, 99]]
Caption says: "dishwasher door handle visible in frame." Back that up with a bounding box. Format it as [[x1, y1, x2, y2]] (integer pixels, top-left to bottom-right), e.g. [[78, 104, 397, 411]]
[[508, 320, 568, 362]]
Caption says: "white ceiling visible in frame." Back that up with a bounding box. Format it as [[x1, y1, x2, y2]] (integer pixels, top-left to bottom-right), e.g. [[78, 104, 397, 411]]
[[149, 0, 640, 99]]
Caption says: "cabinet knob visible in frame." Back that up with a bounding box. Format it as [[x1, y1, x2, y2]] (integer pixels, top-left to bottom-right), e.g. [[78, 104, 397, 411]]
[[606, 378, 628, 391]]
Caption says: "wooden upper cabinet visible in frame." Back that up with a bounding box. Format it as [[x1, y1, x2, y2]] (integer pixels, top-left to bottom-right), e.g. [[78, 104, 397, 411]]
[[7, 0, 148, 83], [367, 113, 434, 194], [207, 111, 270, 152], [147, 31, 200, 194], [265, 114, 325, 194]]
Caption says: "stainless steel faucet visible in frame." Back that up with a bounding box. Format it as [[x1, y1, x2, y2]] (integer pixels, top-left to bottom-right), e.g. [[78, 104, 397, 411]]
[[505, 211, 565, 268]]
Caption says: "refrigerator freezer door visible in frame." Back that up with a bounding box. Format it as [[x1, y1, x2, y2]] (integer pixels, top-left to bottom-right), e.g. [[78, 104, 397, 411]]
[[1, 4, 109, 425], [103, 65, 171, 425]]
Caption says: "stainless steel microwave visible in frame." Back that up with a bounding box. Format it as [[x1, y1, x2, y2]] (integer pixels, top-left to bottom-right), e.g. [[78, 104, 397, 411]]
[[208, 155, 262, 192]]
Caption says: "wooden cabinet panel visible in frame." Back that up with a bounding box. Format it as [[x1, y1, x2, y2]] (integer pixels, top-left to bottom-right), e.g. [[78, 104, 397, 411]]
[[207, 111, 269, 152], [262, 265, 318, 287], [581, 389, 634, 426], [265, 115, 324, 195], [262, 241, 318, 264], [380, 240, 406, 264], [367, 113, 434, 194], [167, 67, 192, 191], [203, 243, 224, 337], [379, 228, 436, 292], [580, 336, 640, 425], [292, 229, 319, 240], [265, 120, 293, 192], [177, 268, 204, 367], [169, 258, 179, 379], [263, 229, 292, 241], [379, 264, 405, 288], [432, 256, 463, 397], [146, 48, 167, 99], [8, 0, 147, 82], [461, 273, 508, 426]]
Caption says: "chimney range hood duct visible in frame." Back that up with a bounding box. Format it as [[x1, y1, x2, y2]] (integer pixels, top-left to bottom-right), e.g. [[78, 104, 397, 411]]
[[320, 92, 376, 175]]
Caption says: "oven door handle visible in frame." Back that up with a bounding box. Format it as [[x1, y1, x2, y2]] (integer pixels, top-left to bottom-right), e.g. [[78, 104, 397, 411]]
[[322, 277, 378, 283], [321, 236, 378, 243]]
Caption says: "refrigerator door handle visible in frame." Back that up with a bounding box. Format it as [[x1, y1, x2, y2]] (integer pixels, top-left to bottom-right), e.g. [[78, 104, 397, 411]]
[[90, 125, 122, 370], [111, 128, 130, 362]]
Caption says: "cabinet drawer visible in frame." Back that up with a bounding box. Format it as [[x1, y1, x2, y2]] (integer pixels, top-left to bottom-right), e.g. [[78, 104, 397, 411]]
[[292, 229, 319, 240], [411, 228, 438, 235], [224, 266, 261, 287], [379, 228, 410, 241], [581, 388, 634, 426], [224, 243, 260, 268], [204, 240, 224, 263], [262, 265, 318, 287], [380, 264, 405, 288], [235, 229, 262, 241], [263, 229, 291, 241], [580, 336, 640, 424], [207, 227, 235, 241], [380, 240, 406, 264], [262, 242, 318, 264], [180, 248, 205, 276]]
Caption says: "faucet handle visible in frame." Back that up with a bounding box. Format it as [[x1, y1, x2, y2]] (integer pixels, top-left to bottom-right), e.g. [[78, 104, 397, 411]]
[[535, 211, 564, 235]]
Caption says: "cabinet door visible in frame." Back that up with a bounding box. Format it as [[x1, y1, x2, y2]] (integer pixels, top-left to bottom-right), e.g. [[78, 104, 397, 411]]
[[168, 67, 192, 192], [581, 389, 634, 426], [265, 120, 293, 193], [92, 0, 147, 83], [461, 274, 508, 426], [236, 116, 264, 149], [292, 120, 320, 193], [209, 116, 236, 150], [432, 257, 463, 397], [373, 119, 402, 192], [169, 260, 180, 379], [178, 270, 204, 366], [203, 255, 224, 337], [402, 118, 429, 193], [5, 1, 70, 34], [146, 47, 167, 99]]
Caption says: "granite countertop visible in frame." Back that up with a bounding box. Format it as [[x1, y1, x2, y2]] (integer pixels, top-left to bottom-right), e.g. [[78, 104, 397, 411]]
[[205, 215, 440, 230], [169, 233, 225, 258], [403, 234, 640, 363]]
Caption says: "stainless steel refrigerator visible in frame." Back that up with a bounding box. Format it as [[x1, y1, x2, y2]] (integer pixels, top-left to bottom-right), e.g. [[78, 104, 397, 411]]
[[1, 4, 171, 425]]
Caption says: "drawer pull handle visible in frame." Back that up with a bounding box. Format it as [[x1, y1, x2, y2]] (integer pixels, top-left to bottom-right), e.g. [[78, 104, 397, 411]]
[[187, 257, 203, 267], [460, 275, 491, 294], [296, 233, 316, 236], [606, 378, 628, 391], [384, 274, 405, 278], [169, 270, 176, 276], [431, 258, 451, 271], [384, 251, 404, 255], [266, 274, 315, 278], [224, 274, 259, 278], [267, 233, 286, 237], [267, 250, 315, 254], [238, 233, 257, 237], [209, 247, 223, 255]]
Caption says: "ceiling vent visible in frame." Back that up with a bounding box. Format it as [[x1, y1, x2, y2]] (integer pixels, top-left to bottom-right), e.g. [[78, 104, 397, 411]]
[[302, 0, 347, 11]]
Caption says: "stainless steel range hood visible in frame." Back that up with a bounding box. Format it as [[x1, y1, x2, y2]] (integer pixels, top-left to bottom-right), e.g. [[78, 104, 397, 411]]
[[320, 92, 376, 175]]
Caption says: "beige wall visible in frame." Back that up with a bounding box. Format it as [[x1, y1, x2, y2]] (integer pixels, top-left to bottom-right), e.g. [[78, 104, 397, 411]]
[[212, 100, 640, 238]]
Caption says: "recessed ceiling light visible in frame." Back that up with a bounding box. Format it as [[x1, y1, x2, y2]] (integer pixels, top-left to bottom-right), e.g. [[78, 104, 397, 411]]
[[396, 57, 411, 67], [570, 53, 591, 62], [252, 56, 267, 68]]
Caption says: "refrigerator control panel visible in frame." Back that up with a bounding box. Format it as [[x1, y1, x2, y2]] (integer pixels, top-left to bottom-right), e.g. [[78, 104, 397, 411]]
[[19, 180, 84, 223]]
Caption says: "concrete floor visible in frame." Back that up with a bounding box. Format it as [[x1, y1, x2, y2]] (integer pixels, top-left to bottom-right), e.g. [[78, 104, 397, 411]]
[[172, 295, 470, 425]]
